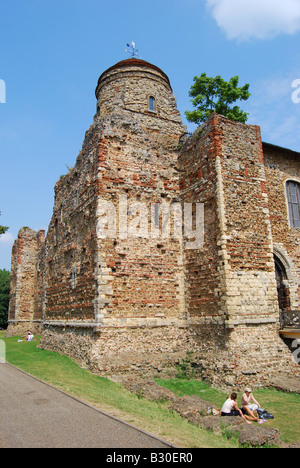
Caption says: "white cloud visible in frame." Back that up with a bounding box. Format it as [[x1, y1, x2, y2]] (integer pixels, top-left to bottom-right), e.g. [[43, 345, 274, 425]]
[[245, 72, 300, 150], [0, 232, 15, 245], [206, 0, 300, 41]]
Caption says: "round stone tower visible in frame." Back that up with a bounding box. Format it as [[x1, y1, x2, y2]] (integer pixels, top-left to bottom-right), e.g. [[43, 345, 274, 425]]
[[95, 58, 183, 128]]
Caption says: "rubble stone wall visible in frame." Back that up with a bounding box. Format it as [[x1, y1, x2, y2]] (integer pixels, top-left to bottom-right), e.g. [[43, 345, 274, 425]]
[[95, 59, 182, 127], [7, 227, 45, 336], [178, 114, 300, 387], [264, 144, 300, 308], [44, 123, 100, 325], [7, 61, 300, 389], [93, 59, 186, 327], [178, 120, 221, 319]]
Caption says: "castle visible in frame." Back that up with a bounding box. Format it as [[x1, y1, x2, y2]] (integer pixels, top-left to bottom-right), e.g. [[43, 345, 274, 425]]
[[7, 58, 300, 389]]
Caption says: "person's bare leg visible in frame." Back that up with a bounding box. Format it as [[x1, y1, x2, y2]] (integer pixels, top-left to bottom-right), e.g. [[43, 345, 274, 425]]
[[243, 406, 259, 422]]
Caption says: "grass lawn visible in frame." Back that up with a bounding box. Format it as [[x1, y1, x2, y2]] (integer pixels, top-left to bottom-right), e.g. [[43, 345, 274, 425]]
[[0, 332, 237, 448], [1, 331, 299, 447], [156, 379, 300, 444]]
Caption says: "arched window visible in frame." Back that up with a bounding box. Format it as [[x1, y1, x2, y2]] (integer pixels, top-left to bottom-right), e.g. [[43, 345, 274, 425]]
[[149, 96, 156, 112], [274, 255, 290, 311], [286, 181, 300, 228]]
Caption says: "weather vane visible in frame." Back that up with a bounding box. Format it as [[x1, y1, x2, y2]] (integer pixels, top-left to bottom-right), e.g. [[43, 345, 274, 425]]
[[125, 41, 141, 59]]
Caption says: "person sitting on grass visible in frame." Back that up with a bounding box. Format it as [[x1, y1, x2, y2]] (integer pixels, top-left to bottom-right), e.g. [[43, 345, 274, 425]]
[[24, 331, 34, 342], [241, 388, 262, 423], [221, 393, 253, 424]]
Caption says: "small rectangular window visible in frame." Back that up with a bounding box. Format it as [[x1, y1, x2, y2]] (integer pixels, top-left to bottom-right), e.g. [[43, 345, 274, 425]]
[[74, 189, 79, 209], [286, 181, 300, 228], [154, 203, 159, 227], [71, 267, 77, 290], [149, 96, 156, 112]]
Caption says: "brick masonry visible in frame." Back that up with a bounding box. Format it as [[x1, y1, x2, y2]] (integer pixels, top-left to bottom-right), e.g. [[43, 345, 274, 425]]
[[7, 59, 300, 389], [7, 227, 45, 335]]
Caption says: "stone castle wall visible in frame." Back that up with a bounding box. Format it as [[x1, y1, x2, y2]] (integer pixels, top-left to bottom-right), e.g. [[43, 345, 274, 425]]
[[264, 144, 300, 309], [179, 114, 279, 326], [178, 119, 220, 320], [39, 113, 300, 390], [7, 60, 300, 389], [43, 123, 100, 327], [42, 59, 186, 334], [7, 227, 45, 336], [176, 114, 300, 388], [95, 59, 182, 127]]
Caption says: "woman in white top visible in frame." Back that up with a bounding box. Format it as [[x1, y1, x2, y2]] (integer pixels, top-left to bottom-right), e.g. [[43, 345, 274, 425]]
[[25, 331, 34, 342]]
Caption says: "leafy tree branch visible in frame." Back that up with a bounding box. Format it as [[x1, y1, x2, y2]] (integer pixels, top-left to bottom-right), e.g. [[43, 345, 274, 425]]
[[185, 73, 251, 125], [0, 211, 8, 236]]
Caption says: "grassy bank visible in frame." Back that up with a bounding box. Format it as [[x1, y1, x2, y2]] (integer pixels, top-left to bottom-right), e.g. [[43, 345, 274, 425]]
[[1, 332, 299, 446], [0, 332, 237, 448], [156, 380, 300, 444]]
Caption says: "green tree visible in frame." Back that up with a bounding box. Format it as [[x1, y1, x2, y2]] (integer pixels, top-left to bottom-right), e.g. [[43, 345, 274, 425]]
[[0, 269, 10, 328], [185, 73, 251, 125], [0, 211, 8, 236], [0, 226, 8, 235]]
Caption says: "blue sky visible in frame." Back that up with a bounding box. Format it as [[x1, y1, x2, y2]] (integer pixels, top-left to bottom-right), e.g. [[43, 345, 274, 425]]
[[1, 0, 300, 270]]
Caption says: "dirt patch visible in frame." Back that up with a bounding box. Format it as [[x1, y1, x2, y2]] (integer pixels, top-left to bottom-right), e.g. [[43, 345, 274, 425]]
[[122, 378, 178, 402]]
